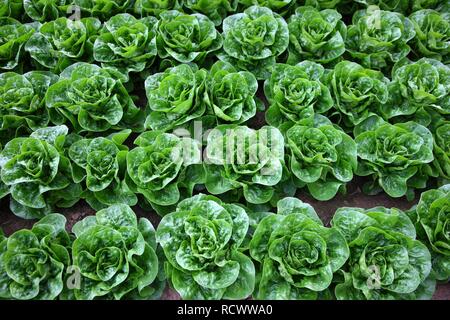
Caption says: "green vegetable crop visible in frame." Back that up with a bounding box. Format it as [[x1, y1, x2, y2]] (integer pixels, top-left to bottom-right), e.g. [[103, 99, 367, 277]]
[[250, 197, 349, 299], [0, 126, 81, 219], [70, 204, 163, 299], [0, 0, 448, 301], [407, 185, 450, 281], [0, 214, 71, 299], [219, 5, 289, 79], [157, 194, 255, 299], [332, 206, 434, 300]]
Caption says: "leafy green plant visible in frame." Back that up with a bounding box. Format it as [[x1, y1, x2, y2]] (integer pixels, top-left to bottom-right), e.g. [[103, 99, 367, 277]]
[[354, 0, 441, 14], [265, 62, 333, 129], [346, 9, 415, 71], [126, 131, 203, 215], [435, 0, 450, 14], [0, 71, 58, 145], [0, 0, 23, 18], [249, 197, 349, 299], [0, 0, 448, 302], [0, 17, 35, 71], [219, 5, 289, 79], [332, 206, 434, 300], [0, 214, 72, 300], [133, 0, 181, 17], [93, 13, 158, 82], [23, 0, 71, 22], [286, 115, 357, 200], [430, 120, 450, 185], [25, 17, 101, 72], [381, 58, 449, 124], [409, 9, 449, 64], [144, 64, 208, 131], [287, 6, 346, 65], [204, 125, 285, 205], [156, 10, 222, 64], [156, 193, 255, 299], [73, 0, 133, 20], [354, 115, 434, 199], [0, 126, 81, 219], [69, 132, 137, 211], [45, 62, 144, 133], [183, 0, 238, 25], [325, 60, 389, 128], [413, 0, 444, 11], [71, 204, 164, 300], [239, 0, 295, 14], [205, 60, 259, 125], [300, 0, 343, 9], [407, 185, 450, 281], [355, 0, 410, 13]]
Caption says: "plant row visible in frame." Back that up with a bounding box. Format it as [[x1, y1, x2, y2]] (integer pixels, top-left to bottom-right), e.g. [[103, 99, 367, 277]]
[[1, 187, 448, 300], [0, 0, 449, 302], [2, 0, 449, 24], [1, 6, 449, 206], [2, 4, 449, 76], [0, 118, 446, 218]]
